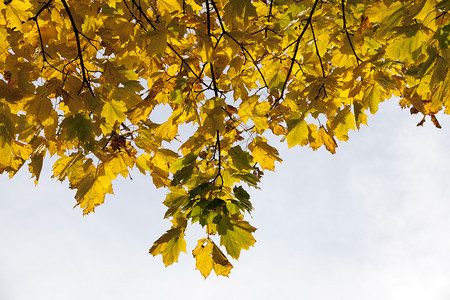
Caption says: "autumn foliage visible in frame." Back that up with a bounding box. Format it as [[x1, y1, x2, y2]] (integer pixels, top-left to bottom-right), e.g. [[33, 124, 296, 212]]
[[0, 0, 449, 277]]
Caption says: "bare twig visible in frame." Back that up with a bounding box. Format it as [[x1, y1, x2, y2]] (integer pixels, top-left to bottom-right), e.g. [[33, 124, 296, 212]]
[[278, 0, 320, 102], [210, 0, 269, 89], [210, 63, 219, 98], [128, 0, 208, 87], [212, 130, 223, 188], [61, 0, 95, 96], [309, 21, 326, 78], [341, 0, 362, 65]]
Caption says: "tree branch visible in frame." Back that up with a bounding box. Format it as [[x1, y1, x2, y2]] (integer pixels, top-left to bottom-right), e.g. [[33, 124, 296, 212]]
[[61, 0, 95, 96], [28, 0, 62, 73], [29, 0, 53, 21], [210, 63, 219, 98], [212, 130, 223, 188], [265, 0, 273, 38], [278, 0, 320, 102], [341, 0, 362, 65], [206, 0, 212, 37], [309, 21, 326, 78], [127, 0, 207, 88], [209, 0, 268, 89]]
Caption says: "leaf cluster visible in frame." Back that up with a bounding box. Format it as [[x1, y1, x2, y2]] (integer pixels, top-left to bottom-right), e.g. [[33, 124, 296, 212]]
[[0, 0, 448, 277]]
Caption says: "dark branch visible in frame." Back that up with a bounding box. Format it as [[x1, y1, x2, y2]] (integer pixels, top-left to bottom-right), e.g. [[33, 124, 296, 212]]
[[265, 0, 273, 38], [341, 0, 362, 65], [28, 0, 62, 73], [61, 0, 95, 96], [278, 0, 320, 101], [212, 130, 223, 188], [209, 0, 268, 89], [122, 0, 146, 28], [128, 0, 207, 87], [309, 21, 326, 78], [28, 0, 53, 21], [206, 0, 212, 37], [210, 63, 219, 98]]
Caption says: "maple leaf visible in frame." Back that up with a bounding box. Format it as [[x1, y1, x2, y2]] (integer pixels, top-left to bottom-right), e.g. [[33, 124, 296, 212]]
[[286, 119, 309, 148], [150, 227, 187, 266], [192, 238, 233, 278], [249, 137, 282, 171], [218, 215, 256, 260], [101, 99, 127, 128]]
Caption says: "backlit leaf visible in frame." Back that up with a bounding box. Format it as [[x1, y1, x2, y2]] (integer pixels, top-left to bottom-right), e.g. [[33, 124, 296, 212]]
[[249, 137, 282, 171], [219, 216, 256, 260], [192, 238, 233, 278], [102, 99, 127, 127], [286, 119, 309, 148], [149, 227, 187, 266]]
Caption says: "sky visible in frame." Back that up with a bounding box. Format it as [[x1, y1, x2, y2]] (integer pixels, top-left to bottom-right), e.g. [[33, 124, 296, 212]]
[[2, 100, 450, 300]]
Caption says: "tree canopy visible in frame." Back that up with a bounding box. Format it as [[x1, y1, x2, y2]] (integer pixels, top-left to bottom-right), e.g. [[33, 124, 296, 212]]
[[0, 0, 449, 277]]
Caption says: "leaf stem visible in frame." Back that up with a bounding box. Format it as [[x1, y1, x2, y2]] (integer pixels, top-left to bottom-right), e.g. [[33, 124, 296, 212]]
[[212, 130, 223, 188]]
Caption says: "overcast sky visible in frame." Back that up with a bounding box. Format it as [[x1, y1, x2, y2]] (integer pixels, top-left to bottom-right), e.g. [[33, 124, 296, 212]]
[[2, 100, 450, 300]]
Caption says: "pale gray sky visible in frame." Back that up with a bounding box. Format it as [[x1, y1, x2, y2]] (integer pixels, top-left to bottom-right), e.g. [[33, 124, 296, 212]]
[[2, 100, 450, 300]]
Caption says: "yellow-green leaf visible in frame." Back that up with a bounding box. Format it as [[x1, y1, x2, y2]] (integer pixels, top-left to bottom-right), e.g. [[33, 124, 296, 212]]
[[149, 227, 187, 266], [365, 84, 383, 114], [145, 29, 167, 56], [219, 217, 256, 260], [249, 137, 282, 171], [102, 100, 126, 127], [192, 238, 233, 278], [286, 119, 309, 148]]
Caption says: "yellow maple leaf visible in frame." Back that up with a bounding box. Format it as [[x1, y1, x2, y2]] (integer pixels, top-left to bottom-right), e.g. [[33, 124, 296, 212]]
[[144, 29, 167, 56], [192, 238, 233, 278], [101, 99, 126, 128], [250, 137, 282, 171], [149, 227, 187, 266], [158, 0, 182, 15], [329, 106, 356, 142], [5, 0, 31, 29], [286, 119, 309, 148], [319, 126, 337, 154]]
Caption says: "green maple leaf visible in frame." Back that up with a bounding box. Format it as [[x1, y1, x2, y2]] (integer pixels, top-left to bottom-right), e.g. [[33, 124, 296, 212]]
[[218, 216, 256, 260], [60, 114, 94, 143]]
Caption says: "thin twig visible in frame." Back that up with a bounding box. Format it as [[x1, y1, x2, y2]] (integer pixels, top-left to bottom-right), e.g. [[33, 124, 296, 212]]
[[212, 130, 223, 188], [341, 0, 362, 64], [210, 63, 219, 98], [309, 21, 326, 78], [28, 0, 62, 72], [206, 0, 212, 37], [61, 0, 95, 96], [128, 0, 207, 87], [209, 0, 268, 89], [265, 0, 273, 38], [277, 0, 320, 103]]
